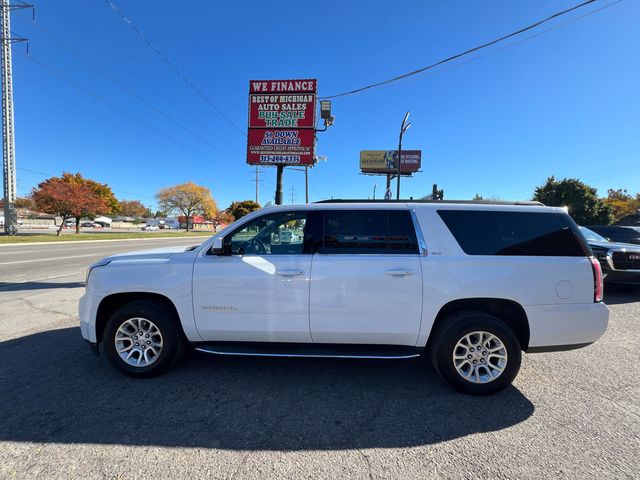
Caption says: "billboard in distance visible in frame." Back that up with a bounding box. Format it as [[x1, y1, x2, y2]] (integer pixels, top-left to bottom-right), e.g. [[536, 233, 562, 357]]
[[360, 150, 422, 174]]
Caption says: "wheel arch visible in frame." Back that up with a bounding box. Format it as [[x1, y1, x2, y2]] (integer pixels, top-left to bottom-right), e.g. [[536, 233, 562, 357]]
[[95, 292, 187, 347], [428, 298, 530, 351]]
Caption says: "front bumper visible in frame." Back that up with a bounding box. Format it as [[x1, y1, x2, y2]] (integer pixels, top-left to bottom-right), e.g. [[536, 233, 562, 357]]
[[79, 292, 101, 343], [604, 270, 640, 285], [525, 302, 609, 351]]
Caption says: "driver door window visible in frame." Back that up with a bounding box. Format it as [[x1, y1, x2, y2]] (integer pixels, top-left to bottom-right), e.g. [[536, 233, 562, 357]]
[[228, 211, 307, 255]]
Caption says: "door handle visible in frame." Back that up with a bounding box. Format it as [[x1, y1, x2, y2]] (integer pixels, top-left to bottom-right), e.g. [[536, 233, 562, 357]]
[[385, 269, 415, 277], [276, 270, 305, 277]]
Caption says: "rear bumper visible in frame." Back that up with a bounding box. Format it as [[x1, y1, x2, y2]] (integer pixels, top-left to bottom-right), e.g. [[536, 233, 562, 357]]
[[525, 302, 609, 351]]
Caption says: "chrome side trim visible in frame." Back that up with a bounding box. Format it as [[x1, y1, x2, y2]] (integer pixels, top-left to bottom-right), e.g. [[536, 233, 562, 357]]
[[195, 347, 421, 360]]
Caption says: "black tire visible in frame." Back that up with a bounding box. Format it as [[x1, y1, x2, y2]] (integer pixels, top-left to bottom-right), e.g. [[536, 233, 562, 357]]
[[103, 300, 182, 377], [429, 310, 521, 395]]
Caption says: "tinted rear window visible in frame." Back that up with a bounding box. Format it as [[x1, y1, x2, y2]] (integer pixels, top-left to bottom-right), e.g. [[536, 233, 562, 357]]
[[437, 210, 587, 256], [317, 210, 419, 254]]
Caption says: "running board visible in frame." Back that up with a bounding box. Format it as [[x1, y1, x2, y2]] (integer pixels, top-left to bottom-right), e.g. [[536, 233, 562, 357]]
[[194, 342, 422, 360]]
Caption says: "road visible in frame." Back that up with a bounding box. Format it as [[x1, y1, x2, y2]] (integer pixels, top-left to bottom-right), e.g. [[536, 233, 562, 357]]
[[0, 239, 639, 479]]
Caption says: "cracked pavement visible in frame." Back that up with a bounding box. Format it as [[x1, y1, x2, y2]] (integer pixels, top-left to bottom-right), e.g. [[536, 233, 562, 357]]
[[0, 238, 639, 479]]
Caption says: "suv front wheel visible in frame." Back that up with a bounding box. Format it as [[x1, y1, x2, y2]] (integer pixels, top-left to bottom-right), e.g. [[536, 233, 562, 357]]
[[103, 301, 181, 377], [430, 311, 521, 395]]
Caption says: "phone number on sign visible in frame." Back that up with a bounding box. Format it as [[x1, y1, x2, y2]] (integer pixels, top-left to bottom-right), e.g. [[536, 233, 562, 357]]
[[259, 155, 302, 164]]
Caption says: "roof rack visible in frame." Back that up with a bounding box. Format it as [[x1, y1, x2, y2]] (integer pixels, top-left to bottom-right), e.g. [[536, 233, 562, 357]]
[[314, 199, 544, 206]]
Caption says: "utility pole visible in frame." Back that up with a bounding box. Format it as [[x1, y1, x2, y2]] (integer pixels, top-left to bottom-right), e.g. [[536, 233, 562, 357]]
[[1, 0, 30, 235], [275, 165, 284, 205], [251, 166, 264, 204], [290, 185, 296, 204], [396, 111, 411, 200], [304, 166, 309, 204]]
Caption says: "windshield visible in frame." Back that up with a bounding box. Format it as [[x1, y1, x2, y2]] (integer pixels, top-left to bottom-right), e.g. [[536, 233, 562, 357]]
[[579, 226, 608, 242]]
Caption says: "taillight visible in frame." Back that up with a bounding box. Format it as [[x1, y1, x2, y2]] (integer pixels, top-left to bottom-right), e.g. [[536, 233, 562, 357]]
[[590, 257, 603, 303]]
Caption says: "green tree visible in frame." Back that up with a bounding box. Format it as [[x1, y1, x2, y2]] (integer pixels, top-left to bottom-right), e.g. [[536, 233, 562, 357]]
[[532, 176, 612, 225], [227, 200, 261, 220]]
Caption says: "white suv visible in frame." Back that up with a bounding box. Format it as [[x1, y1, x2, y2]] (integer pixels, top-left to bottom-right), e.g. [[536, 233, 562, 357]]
[[80, 201, 608, 394]]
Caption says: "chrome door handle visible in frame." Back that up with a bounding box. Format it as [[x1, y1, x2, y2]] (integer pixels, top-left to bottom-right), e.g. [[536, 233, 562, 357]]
[[385, 269, 415, 277], [276, 270, 305, 277]]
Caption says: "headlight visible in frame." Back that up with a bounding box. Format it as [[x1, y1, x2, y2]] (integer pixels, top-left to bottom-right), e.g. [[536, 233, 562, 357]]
[[85, 260, 111, 285]]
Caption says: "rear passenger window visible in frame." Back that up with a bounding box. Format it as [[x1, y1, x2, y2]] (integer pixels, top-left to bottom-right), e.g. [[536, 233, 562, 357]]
[[437, 210, 587, 257], [388, 211, 420, 253], [322, 210, 388, 254], [317, 210, 419, 254]]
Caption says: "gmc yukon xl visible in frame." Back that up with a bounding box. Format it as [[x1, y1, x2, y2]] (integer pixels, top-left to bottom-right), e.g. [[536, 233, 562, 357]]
[[80, 201, 608, 394]]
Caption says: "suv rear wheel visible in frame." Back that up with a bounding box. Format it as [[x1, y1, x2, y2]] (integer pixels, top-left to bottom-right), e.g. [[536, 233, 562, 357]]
[[430, 311, 521, 395], [103, 301, 181, 377]]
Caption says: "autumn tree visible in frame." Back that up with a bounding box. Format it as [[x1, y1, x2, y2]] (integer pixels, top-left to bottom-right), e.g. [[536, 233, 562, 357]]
[[156, 182, 217, 232], [533, 176, 612, 225], [119, 199, 152, 218], [31, 175, 110, 235], [211, 210, 235, 231], [227, 200, 261, 220], [603, 189, 640, 223], [0, 197, 34, 210], [62, 172, 120, 215]]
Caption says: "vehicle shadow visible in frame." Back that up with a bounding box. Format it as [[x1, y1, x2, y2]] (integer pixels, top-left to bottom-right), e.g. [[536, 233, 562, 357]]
[[604, 288, 640, 305], [0, 327, 535, 450], [0, 281, 85, 292]]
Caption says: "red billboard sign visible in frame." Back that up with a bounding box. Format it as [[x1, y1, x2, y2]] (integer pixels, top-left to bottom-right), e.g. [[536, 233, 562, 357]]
[[247, 129, 315, 165], [247, 79, 317, 166]]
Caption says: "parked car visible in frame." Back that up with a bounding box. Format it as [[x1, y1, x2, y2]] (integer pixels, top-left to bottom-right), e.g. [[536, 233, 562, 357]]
[[142, 225, 160, 231], [80, 201, 608, 395], [81, 221, 101, 228], [585, 225, 640, 246], [580, 226, 640, 286]]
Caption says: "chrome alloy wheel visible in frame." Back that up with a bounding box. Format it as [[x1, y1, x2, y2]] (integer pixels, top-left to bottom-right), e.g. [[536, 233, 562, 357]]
[[452, 331, 508, 384], [115, 317, 163, 367]]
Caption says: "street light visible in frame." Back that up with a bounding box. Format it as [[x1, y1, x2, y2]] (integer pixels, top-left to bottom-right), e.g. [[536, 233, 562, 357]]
[[396, 111, 411, 200]]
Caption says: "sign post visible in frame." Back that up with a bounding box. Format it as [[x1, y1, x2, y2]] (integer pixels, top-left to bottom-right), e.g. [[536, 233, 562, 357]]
[[247, 79, 318, 204]]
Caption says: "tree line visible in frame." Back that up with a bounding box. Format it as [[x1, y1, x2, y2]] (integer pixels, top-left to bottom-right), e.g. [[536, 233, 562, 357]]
[[475, 176, 639, 225], [10, 171, 636, 236], [14, 172, 261, 236]]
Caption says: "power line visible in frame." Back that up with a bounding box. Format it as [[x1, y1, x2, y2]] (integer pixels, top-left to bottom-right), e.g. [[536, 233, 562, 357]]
[[321, 0, 607, 99], [14, 70, 203, 167], [31, 21, 241, 164], [102, 0, 245, 137], [17, 51, 242, 177], [384, 0, 624, 91], [70, 21, 244, 155], [16, 166, 157, 201]]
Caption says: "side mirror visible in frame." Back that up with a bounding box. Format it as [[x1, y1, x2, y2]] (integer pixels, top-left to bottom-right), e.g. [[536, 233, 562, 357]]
[[210, 236, 225, 255]]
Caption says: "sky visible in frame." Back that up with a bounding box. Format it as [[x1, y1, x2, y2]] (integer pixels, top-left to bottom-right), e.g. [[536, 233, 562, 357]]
[[5, 0, 640, 210]]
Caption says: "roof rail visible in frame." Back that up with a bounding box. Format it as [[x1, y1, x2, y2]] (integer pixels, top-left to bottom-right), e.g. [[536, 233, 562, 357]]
[[314, 199, 545, 206]]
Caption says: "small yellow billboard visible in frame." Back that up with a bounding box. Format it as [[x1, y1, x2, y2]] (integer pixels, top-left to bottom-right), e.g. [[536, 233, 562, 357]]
[[360, 150, 422, 174]]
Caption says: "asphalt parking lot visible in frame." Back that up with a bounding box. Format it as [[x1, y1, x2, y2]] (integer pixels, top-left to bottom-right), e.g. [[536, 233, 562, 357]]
[[1, 239, 639, 479]]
